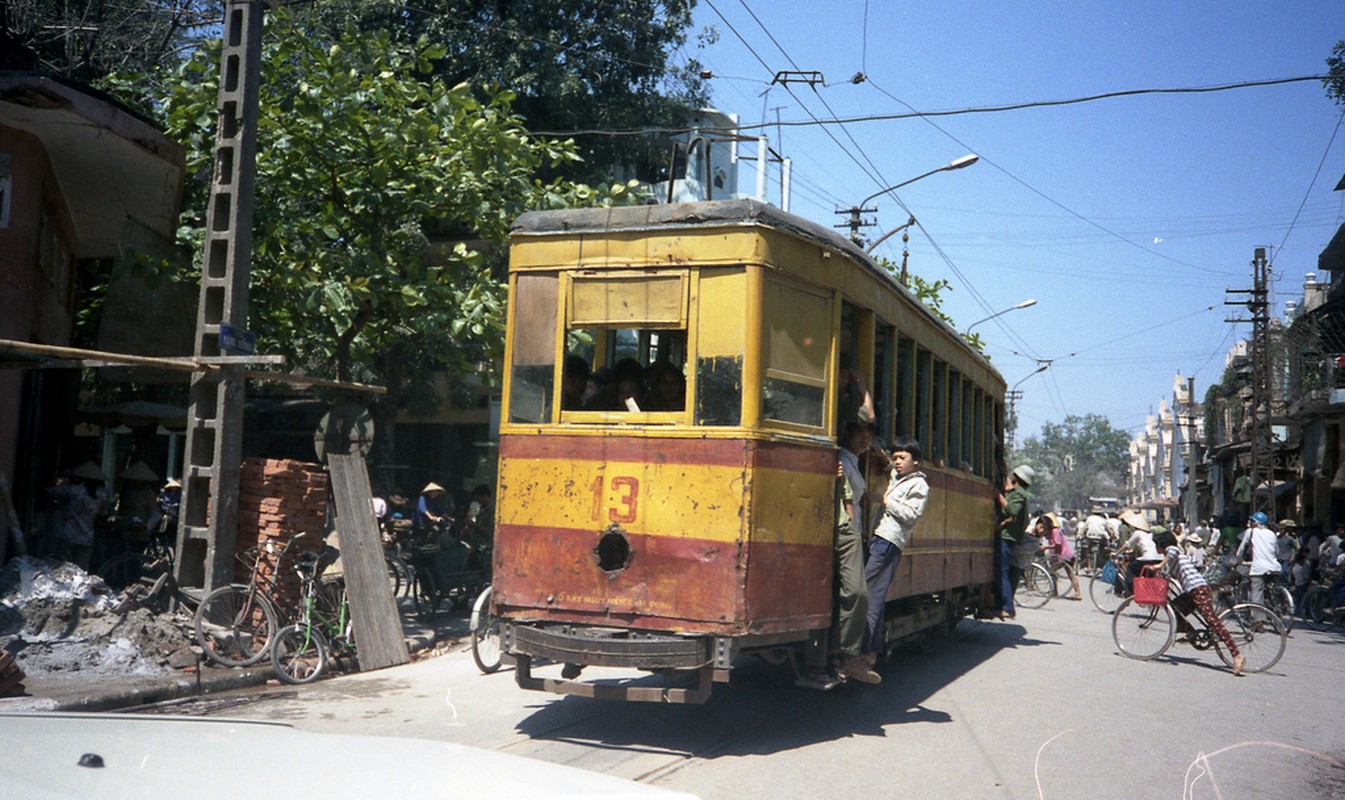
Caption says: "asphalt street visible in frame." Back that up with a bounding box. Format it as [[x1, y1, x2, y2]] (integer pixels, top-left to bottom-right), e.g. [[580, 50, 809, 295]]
[[145, 597, 1345, 800]]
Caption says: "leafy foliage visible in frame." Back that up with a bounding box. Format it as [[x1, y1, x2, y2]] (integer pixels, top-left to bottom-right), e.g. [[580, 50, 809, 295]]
[[2, 1, 218, 80], [1016, 413, 1130, 511], [287, 0, 711, 183], [152, 11, 640, 395], [1326, 41, 1345, 105]]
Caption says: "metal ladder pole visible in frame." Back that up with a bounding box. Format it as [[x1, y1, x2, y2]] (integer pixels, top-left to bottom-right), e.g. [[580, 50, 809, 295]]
[[174, 1, 264, 593]]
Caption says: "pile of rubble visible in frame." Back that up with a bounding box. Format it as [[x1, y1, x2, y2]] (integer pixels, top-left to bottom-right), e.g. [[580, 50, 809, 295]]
[[0, 556, 199, 696]]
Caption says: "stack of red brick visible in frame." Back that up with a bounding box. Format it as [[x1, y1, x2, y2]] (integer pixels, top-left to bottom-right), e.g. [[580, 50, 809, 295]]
[[237, 457, 328, 612]]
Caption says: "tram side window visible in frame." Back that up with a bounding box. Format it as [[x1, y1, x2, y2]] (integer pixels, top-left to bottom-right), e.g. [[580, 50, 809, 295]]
[[931, 359, 947, 465], [874, 324, 894, 442], [762, 279, 830, 430], [914, 347, 932, 451], [894, 335, 914, 438], [508, 273, 558, 424]]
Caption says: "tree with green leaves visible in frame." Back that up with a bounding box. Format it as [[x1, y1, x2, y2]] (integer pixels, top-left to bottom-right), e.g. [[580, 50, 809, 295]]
[[289, 0, 711, 183], [2, 1, 217, 79], [1015, 413, 1130, 512], [1326, 40, 1345, 105], [134, 12, 640, 453]]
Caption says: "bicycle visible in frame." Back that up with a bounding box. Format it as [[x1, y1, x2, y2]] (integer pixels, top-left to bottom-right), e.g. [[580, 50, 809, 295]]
[[1228, 571, 1296, 633], [1111, 570, 1287, 673], [193, 535, 303, 667], [1073, 537, 1109, 578], [270, 547, 355, 684], [1014, 559, 1055, 610], [95, 523, 176, 592], [469, 584, 503, 674], [1090, 553, 1130, 614]]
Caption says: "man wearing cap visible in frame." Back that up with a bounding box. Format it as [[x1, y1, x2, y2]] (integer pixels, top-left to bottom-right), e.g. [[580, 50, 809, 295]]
[[994, 464, 1034, 619], [1237, 512, 1280, 606]]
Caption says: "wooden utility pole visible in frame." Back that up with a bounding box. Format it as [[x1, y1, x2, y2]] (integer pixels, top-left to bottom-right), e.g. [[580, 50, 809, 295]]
[[1224, 247, 1274, 519], [175, 1, 265, 593]]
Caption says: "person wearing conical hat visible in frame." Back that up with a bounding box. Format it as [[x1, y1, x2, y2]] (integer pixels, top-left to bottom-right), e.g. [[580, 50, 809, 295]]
[[1118, 508, 1161, 594], [414, 481, 453, 532], [47, 461, 109, 569]]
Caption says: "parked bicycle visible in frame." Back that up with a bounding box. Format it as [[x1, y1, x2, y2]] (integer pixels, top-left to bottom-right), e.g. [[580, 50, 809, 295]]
[[271, 547, 354, 684], [1111, 569, 1286, 673], [95, 523, 176, 592], [193, 534, 304, 667]]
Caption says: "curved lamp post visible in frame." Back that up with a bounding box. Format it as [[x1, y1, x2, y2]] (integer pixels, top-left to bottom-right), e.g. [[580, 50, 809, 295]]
[[844, 154, 980, 245], [965, 299, 1037, 336]]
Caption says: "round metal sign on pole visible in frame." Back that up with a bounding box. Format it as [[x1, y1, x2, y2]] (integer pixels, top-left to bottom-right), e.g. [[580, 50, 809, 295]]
[[314, 403, 375, 464]]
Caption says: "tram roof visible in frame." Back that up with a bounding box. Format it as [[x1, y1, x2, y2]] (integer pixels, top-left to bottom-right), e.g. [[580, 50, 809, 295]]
[[512, 199, 1003, 387]]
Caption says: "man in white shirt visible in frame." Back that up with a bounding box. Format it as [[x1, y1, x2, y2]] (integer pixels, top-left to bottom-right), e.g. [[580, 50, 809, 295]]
[[1238, 512, 1281, 606]]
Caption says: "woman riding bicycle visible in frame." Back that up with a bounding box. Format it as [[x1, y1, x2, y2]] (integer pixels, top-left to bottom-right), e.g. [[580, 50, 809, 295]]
[[1115, 509, 1162, 594], [1154, 529, 1245, 676]]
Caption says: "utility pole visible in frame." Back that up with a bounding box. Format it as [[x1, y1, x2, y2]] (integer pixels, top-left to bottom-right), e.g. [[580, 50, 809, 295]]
[[836, 202, 877, 244], [1224, 247, 1274, 519], [174, 1, 265, 593], [1006, 389, 1023, 450], [1182, 376, 1200, 526]]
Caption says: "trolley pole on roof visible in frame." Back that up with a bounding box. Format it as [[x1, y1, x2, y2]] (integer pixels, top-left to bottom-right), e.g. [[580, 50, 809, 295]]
[[174, 0, 266, 594]]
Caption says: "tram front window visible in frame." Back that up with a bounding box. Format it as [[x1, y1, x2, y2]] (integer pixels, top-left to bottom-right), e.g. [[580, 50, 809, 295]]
[[566, 327, 687, 414]]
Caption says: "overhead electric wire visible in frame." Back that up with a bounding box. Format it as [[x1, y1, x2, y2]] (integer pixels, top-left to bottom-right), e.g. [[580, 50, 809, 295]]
[[1272, 108, 1345, 262], [701, 0, 886, 189], [532, 76, 1330, 137], [862, 76, 1236, 279]]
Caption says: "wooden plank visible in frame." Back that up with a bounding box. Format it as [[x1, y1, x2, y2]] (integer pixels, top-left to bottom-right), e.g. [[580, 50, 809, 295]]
[[327, 453, 409, 671]]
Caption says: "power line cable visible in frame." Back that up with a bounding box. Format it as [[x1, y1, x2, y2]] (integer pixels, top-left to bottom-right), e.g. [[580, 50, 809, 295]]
[[533, 76, 1330, 137]]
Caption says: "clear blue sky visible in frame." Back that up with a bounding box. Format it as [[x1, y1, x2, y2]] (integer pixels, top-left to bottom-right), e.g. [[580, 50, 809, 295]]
[[685, 1, 1345, 442]]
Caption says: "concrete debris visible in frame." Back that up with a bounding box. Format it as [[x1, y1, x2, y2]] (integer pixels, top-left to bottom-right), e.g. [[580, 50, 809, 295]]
[[1, 556, 200, 681]]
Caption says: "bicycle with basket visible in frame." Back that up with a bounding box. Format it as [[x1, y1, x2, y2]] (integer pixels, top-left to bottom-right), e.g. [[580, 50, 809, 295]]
[[1110, 564, 1287, 673]]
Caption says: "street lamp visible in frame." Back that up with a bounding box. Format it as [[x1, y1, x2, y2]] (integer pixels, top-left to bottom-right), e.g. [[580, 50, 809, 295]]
[[1012, 362, 1050, 392], [965, 299, 1037, 335], [842, 154, 980, 244]]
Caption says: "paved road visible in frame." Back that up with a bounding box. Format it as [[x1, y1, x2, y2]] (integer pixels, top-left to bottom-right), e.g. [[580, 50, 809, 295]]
[[159, 597, 1345, 799]]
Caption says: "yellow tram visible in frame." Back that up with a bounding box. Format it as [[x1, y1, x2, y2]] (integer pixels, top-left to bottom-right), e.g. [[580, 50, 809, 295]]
[[494, 200, 1006, 702]]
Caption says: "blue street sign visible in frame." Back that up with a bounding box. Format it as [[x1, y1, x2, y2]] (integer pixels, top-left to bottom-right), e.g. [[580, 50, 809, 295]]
[[218, 322, 256, 355]]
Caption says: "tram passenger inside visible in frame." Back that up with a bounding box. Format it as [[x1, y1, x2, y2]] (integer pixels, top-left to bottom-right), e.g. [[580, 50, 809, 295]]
[[644, 360, 686, 411], [561, 355, 591, 410], [584, 358, 645, 411]]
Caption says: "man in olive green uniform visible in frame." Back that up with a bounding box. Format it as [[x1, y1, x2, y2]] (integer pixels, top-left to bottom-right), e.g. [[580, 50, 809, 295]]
[[994, 465, 1034, 618]]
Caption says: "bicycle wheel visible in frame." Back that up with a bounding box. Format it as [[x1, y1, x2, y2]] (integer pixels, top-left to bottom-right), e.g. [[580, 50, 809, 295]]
[[1268, 585, 1295, 633], [470, 585, 503, 674], [385, 553, 413, 601], [1015, 563, 1054, 609], [1215, 603, 1286, 673], [413, 567, 442, 622], [271, 624, 329, 684], [1111, 598, 1175, 660], [97, 553, 155, 592], [1090, 570, 1126, 614], [1302, 585, 1330, 629], [194, 584, 279, 667]]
